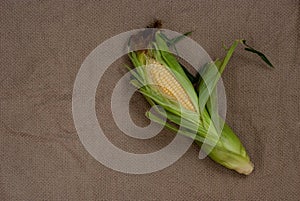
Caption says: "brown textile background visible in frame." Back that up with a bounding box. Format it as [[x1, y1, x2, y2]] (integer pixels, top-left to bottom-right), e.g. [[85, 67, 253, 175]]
[[1, 0, 299, 200]]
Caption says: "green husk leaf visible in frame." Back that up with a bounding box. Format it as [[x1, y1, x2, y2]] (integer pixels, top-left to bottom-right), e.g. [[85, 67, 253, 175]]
[[146, 110, 217, 146], [159, 31, 193, 60], [170, 31, 193, 45], [180, 63, 198, 84], [198, 40, 240, 113]]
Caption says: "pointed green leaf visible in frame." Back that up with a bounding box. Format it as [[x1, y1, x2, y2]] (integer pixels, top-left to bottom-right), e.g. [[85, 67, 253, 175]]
[[242, 40, 274, 68]]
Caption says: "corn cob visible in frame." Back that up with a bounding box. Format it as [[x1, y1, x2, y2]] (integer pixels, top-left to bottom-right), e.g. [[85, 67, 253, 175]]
[[127, 28, 266, 175]]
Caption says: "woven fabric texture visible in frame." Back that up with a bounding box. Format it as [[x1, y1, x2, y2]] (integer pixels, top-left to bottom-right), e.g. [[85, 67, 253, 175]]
[[1, 0, 299, 200]]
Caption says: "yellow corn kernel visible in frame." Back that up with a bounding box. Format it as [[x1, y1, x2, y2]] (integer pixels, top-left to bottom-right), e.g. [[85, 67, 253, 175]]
[[146, 59, 195, 111]]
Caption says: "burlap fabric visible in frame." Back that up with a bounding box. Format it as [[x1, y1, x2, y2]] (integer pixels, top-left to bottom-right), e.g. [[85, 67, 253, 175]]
[[1, 0, 299, 200]]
